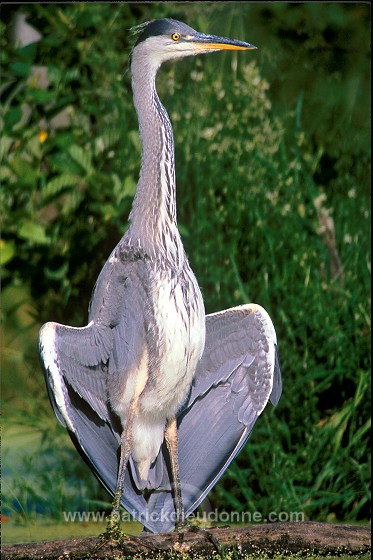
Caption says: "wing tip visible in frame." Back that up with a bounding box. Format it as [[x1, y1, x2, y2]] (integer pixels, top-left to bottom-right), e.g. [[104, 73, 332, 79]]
[[39, 321, 57, 350], [38, 321, 76, 432], [269, 345, 282, 406]]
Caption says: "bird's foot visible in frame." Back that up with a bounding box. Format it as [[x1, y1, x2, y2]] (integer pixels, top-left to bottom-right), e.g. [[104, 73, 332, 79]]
[[90, 511, 129, 556], [188, 524, 222, 554], [103, 509, 129, 543], [175, 519, 188, 533], [173, 520, 222, 554]]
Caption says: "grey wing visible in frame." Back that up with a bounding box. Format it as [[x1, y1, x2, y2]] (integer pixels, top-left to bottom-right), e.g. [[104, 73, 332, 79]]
[[145, 304, 282, 532], [38, 246, 163, 532], [38, 244, 141, 428]]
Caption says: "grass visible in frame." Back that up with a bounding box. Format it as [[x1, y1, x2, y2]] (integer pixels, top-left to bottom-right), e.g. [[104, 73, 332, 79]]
[[1, 518, 143, 546]]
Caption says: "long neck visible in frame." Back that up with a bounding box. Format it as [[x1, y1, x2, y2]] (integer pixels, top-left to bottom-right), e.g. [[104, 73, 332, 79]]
[[129, 54, 183, 268]]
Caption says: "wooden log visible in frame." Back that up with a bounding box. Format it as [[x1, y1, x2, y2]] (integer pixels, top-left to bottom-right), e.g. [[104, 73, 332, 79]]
[[1, 522, 371, 559]]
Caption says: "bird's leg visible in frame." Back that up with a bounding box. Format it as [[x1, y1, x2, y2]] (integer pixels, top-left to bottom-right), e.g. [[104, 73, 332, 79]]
[[164, 419, 222, 552], [163, 420, 221, 553], [164, 416, 185, 529], [106, 397, 138, 534]]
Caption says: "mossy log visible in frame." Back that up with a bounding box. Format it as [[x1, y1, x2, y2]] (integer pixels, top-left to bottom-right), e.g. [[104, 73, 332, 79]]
[[1, 522, 371, 559]]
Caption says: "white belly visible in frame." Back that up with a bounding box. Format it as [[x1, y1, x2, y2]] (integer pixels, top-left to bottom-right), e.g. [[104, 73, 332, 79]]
[[139, 276, 205, 417], [131, 271, 205, 482]]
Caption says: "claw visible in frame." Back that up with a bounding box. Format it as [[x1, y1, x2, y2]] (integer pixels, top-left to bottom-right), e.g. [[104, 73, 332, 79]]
[[173, 519, 222, 554], [189, 524, 222, 554]]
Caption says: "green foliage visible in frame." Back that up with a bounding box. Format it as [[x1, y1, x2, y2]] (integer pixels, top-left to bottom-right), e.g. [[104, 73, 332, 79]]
[[1, 2, 370, 533], [0, 4, 143, 318], [2, 424, 101, 523]]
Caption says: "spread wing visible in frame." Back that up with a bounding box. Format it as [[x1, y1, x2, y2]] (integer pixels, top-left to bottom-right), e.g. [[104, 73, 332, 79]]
[[145, 304, 282, 532], [39, 242, 149, 428], [38, 244, 168, 533], [40, 247, 282, 534]]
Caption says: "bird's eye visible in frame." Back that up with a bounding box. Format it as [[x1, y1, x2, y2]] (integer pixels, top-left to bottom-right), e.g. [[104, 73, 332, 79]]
[[171, 33, 181, 41]]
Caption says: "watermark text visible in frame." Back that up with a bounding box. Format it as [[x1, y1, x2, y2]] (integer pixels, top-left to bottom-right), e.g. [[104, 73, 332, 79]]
[[63, 509, 304, 525]]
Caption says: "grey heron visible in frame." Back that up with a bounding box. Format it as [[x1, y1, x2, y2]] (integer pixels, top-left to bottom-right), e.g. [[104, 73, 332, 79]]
[[39, 18, 282, 534]]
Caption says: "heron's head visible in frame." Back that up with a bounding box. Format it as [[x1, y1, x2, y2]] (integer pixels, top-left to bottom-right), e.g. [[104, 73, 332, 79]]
[[131, 18, 256, 72]]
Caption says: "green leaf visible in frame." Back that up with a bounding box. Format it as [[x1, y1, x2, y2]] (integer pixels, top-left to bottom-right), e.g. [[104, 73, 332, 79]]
[[44, 261, 69, 281], [50, 152, 82, 175], [17, 43, 38, 63], [10, 62, 32, 77], [0, 239, 16, 265], [46, 64, 63, 84], [122, 175, 136, 197], [18, 221, 50, 245], [54, 133, 78, 149], [26, 89, 56, 104], [42, 174, 78, 200], [68, 145, 93, 175], [8, 156, 37, 186], [3, 107, 23, 129], [0, 137, 14, 162], [0, 165, 15, 182], [61, 191, 84, 215], [128, 130, 141, 153], [95, 129, 120, 154]]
